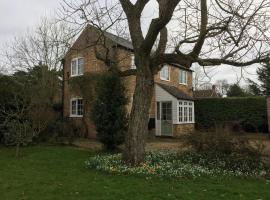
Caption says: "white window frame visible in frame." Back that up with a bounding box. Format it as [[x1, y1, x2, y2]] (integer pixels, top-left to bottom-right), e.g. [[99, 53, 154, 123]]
[[71, 57, 84, 77], [179, 70, 188, 85], [177, 100, 194, 124], [130, 54, 136, 69], [70, 98, 84, 117], [160, 65, 170, 81]]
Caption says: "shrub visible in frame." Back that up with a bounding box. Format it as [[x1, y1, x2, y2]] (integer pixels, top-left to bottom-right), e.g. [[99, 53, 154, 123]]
[[183, 131, 264, 159], [91, 72, 128, 151], [61, 118, 87, 143], [195, 97, 268, 132]]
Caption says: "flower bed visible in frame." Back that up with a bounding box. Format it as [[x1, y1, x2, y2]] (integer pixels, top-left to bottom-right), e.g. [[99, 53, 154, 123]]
[[85, 151, 269, 178]]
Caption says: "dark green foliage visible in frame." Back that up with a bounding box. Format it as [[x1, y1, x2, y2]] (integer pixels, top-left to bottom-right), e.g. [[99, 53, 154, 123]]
[[0, 65, 62, 147], [246, 61, 270, 96], [247, 79, 262, 96], [0, 74, 30, 145], [227, 84, 249, 97], [69, 72, 103, 104], [257, 61, 270, 95], [91, 73, 128, 150], [195, 97, 267, 132]]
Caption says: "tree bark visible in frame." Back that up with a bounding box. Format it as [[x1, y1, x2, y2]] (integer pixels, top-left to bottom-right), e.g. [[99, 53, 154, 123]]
[[123, 62, 154, 165]]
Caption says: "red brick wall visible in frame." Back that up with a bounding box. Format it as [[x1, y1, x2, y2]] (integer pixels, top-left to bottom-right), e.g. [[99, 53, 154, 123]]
[[63, 27, 194, 138]]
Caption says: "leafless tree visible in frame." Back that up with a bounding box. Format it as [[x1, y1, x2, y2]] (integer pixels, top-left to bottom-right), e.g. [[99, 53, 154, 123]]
[[192, 64, 216, 90], [60, 0, 270, 165], [215, 79, 230, 96], [2, 17, 73, 72]]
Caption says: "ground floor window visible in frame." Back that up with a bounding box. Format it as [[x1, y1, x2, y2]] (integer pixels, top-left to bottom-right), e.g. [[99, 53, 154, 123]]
[[70, 98, 83, 117], [178, 100, 194, 123]]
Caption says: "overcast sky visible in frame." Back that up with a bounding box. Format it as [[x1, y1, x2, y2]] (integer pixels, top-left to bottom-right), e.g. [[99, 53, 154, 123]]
[[0, 0, 260, 85], [0, 0, 62, 43]]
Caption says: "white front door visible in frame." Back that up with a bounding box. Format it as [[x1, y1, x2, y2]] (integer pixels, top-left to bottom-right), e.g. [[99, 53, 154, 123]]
[[156, 101, 173, 136]]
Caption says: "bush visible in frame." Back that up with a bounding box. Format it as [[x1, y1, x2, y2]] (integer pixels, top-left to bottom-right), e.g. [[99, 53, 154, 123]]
[[61, 118, 87, 143], [0, 66, 63, 147], [195, 97, 268, 132], [183, 130, 265, 159], [91, 73, 128, 151]]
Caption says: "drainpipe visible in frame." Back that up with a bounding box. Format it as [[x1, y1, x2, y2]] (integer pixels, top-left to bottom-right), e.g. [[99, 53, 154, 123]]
[[61, 58, 65, 120]]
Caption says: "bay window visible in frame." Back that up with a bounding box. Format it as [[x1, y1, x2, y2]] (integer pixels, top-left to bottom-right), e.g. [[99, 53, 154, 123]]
[[178, 101, 194, 123]]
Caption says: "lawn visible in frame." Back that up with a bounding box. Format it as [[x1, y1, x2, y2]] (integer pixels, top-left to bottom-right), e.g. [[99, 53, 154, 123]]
[[0, 145, 269, 200]]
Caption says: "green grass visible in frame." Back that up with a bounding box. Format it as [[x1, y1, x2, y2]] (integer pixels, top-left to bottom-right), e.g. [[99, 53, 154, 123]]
[[0, 145, 269, 200]]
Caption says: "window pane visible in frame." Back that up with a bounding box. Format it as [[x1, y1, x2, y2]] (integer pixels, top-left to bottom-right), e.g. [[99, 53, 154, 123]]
[[131, 54, 136, 69], [71, 100, 77, 115], [180, 70, 187, 84], [189, 107, 193, 122], [184, 107, 188, 122], [179, 106, 183, 122], [160, 66, 169, 80], [77, 99, 83, 116], [78, 58, 84, 75], [71, 60, 77, 75]]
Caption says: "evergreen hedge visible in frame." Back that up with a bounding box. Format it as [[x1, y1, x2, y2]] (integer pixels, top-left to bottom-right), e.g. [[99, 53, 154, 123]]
[[195, 97, 268, 132], [91, 72, 128, 150]]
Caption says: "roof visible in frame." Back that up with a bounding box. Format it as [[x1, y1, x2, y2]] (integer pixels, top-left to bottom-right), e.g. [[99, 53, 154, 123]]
[[193, 89, 221, 98], [104, 31, 133, 50], [86, 25, 133, 50], [157, 83, 194, 100], [170, 63, 193, 72]]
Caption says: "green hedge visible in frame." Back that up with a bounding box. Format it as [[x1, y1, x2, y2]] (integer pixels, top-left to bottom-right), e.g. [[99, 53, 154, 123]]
[[195, 97, 268, 132]]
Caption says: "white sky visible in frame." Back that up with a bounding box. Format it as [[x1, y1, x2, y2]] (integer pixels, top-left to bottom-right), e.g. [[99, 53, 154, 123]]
[[0, 0, 261, 85], [0, 0, 61, 43]]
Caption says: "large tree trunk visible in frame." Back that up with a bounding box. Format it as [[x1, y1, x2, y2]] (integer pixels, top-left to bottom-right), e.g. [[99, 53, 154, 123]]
[[123, 63, 154, 165]]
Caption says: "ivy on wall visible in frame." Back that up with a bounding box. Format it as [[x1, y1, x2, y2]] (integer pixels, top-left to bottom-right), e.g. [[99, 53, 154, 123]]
[[195, 97, 268, 132]]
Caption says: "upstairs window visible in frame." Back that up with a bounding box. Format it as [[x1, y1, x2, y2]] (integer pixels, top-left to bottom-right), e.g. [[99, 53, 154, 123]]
[[70, 98, 83, 117], [130, 54, 136, 69], [160, 65, 170, 81], [179, 70, 187, 85], [71, 57, 84, 77], [178, 101, 194, 123]]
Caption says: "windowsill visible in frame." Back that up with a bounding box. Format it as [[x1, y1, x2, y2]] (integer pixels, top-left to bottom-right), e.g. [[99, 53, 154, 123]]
[[160, 78, 170, 82], [70, 74, 84, 78], [174, 122, 195, 125], [70, 115, 83, 118], [179, 82, 188, 85]]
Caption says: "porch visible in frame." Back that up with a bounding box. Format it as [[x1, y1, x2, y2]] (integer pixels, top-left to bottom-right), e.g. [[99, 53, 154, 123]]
[[154, 83, 195, 137]]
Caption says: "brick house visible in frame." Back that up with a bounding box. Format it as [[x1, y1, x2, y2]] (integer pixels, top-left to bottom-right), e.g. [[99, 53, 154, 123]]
[[63, 25, 195, 138]]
